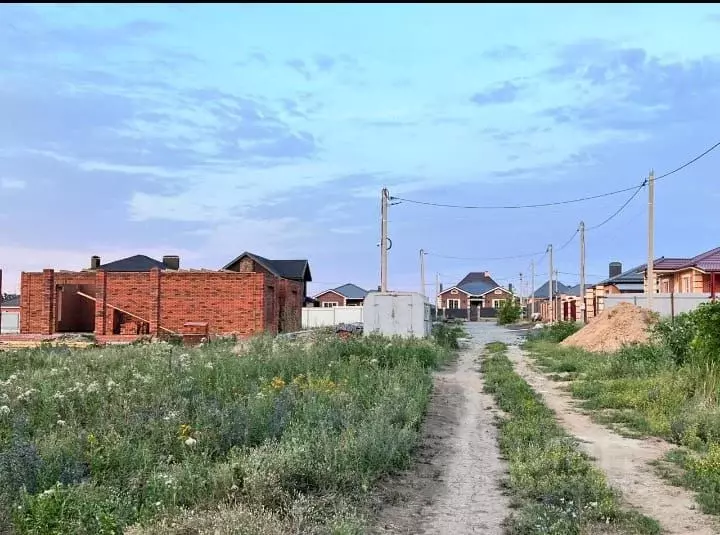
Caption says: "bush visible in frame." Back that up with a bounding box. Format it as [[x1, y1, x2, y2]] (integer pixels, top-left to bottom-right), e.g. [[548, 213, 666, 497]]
[[431, 322, 464, 349], [497, 299, 522, 325], [526, 321, 581, 343], [652, 313, 697, 366]]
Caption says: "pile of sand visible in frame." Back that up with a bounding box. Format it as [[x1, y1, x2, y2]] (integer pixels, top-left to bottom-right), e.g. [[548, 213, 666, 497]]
[[561, 302, 657, 353]]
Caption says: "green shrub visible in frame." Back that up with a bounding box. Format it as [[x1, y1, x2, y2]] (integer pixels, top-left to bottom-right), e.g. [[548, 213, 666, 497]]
[[431, 322, 464, 349], [526, 321, 581, 343], [652, 313, 697, 366], [497, 299, 522, 325]]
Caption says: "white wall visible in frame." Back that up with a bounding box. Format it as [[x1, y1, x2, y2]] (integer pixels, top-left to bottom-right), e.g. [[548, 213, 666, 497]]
[[301, 306, 364, 328], [603, 293, 712, 317]]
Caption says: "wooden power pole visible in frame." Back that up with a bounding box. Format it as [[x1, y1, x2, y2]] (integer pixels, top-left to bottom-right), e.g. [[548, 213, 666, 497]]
[[530, 259, 536, 317]]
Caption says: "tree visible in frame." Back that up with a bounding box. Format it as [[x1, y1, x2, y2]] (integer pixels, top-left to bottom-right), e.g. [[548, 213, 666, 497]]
[[497, 298, 522, 325]]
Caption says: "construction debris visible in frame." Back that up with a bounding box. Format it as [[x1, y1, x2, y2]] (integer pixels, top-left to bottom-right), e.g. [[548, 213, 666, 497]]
[[560, 302, 658, 353]]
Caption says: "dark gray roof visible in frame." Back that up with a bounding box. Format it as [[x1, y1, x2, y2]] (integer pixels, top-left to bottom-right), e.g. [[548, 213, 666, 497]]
[[533, 280, 575, 298], [1, 294, 20, 307], [332, 283, 368, 299], [459, 280, 497, 296], [458, 272, 500, 288], [222, 252, 312, 282], [97, 255, 168, 272]]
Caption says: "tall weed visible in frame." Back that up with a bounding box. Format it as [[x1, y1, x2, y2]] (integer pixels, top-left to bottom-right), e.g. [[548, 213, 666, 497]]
[[0, 333, 451, 533]]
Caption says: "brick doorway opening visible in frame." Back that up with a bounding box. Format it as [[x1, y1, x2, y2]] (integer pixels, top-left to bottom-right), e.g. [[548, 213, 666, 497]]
[[56, 284, 96, 333]]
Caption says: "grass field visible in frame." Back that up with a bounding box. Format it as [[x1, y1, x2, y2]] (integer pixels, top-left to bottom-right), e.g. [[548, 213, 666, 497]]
[[524, 305, 720, 517], [0, 326, 460, 534], [482, 342, 660, 535]]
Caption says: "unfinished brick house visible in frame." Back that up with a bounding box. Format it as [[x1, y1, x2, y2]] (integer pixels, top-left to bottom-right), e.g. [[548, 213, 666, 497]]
[[19, 252, 311, 338]]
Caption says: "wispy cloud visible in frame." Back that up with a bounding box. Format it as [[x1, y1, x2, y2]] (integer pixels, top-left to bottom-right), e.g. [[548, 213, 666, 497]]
[[481, 45, 527, 61], [470, 81, 524, 106]]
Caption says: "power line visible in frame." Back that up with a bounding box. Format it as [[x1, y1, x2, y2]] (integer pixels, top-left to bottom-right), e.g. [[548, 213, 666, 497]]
[[426, 250, 546, 262], [389, 140, 720, 211], [391, 185, 638, 210], [655, 140, 720, 181], [586, 181, 646, 231]]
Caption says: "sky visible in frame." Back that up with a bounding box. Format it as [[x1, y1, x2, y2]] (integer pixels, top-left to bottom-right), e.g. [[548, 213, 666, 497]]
[[2, 3, 720, 297]]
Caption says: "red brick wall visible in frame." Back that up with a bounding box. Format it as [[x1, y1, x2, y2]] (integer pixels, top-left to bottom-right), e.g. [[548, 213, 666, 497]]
[[160, 271, 266, 336], [315, 291, 345, 307], [438, 288, 469, 309], [20, 268, 301, 338]]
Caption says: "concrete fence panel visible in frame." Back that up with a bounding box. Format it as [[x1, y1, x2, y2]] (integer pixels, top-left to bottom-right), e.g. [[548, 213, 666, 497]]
[[302, 306, 364, 328], [603, 293, 712, 317]]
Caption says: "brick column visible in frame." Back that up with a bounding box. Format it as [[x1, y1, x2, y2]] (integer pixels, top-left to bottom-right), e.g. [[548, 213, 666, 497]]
[[150, 268, 161, 336], [95, 271, 107, 335], [41, 269, 55, 335]]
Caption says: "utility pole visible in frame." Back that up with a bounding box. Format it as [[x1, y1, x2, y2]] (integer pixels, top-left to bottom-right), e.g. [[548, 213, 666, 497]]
[[519, 272, 524, 318], [647, 170, 655, 310], [435, 272, 441, 308], [579, 221, 586, 323], [555, 269, 560, 322], [530, 259, 536, 317], [380, 188, 389, 292], [548, 244, 553, 323], [419, 249, 426, 299]]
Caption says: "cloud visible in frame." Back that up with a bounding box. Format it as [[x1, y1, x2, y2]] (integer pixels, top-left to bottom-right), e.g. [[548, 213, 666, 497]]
[[540, 41, 720, 132], [286, 54, 359, 80], [481, 45, 527, 61], [0, 178, 25, 190], [470, 82, 523, 106]]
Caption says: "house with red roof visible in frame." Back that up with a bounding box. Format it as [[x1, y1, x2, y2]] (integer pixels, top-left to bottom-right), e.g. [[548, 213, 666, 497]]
[[643, 246, 720, 298]]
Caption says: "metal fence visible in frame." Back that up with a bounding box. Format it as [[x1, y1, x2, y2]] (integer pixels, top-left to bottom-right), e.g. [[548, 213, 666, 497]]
[[603, 293, 712, 317], [301, 306, 364, 328]]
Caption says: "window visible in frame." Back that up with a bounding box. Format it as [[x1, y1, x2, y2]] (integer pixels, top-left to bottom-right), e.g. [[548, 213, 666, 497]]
[[662, 280, 670, 293], [446, 299, 460, 309], [322, 302, 338, 308], [682, 276, 691, 293], [493, 299, 503, 309]]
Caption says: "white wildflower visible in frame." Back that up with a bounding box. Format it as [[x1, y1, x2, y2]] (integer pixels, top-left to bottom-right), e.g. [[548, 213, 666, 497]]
[[16, 389, 37, 402], [0, 405, 10, 415], [106, 379, 119, 391], [50, 368, 58, 375], [184, 437, 197, 447], [56, 420, 66, 427], [370, 358, 378, 364], [52, 392, 65, 401], [230, 484, 238, 491], [86, 382, 99, 393], [205, 362, 214, 370]]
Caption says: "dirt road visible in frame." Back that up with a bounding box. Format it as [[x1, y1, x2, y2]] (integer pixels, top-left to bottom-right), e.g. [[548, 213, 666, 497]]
[[373, 323, 517, 534], [507, 344, 720, 535]]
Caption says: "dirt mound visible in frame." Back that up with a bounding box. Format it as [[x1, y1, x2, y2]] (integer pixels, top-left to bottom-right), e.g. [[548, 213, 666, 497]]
[[561, 302, 657, 353]]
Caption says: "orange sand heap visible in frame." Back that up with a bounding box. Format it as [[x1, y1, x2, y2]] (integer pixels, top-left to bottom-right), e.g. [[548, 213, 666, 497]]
[[560, 302, 657, 353]]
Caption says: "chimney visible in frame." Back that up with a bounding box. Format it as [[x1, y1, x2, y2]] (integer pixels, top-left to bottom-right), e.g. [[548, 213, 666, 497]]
[[508, 283, 513, 294], [609, 262, 622, 279], [90, 256, 101, 270], [439, 283, 444, 292], [163, 255, 180, 270]]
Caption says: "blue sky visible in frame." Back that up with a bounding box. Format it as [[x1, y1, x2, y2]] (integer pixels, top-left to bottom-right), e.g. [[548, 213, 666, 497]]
[[2, 4, 720, 296]]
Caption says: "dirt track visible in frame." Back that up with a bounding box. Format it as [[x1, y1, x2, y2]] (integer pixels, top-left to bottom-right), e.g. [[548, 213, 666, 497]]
[[507, 345, 719, 535], [373, 323, 516, 534]]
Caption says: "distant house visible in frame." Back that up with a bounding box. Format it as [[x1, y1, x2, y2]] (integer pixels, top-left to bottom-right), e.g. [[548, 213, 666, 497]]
[[313, 283, 368, 307], [642, 247, 720, 297], [437, 271, 513, 320], [1, 293, 20, 333]]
